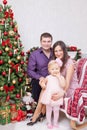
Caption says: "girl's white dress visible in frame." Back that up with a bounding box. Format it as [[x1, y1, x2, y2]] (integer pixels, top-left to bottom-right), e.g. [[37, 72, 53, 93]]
[[40, 75, 64, 106]]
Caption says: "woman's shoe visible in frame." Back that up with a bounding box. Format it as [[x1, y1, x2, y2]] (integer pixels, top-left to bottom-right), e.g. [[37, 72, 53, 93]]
[[27, 114, 42, 126], [39, 113, 46, 121]]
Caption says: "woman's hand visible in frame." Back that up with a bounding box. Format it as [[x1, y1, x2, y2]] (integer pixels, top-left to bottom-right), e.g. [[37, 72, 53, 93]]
[[51, 91, 65, 101]]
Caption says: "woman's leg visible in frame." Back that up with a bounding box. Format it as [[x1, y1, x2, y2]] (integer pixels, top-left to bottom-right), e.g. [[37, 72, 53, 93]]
[[70, 120, 79, 130], [31, 90, 46, 122]]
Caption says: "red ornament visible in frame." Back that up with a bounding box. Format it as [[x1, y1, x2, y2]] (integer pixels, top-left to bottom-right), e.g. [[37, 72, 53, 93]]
[[2, 71, 6, 76], [14, 27, 17, 32], [18, 78, 22, 82], [8, 51, 13, 57], [20, 43, 23, 47], [21, 51, 25, 56], [16, 93, 21, 98], [0, 7, 2, 12], [10, 21, 14, 26], [6, 95, 10, 101], [3, 0, 7, 5], [0, 50, 2, 55], [4, 31, 8, 36], [70, 46, 77, 51], [0, 19, 5, 25], [15, 35, 18, 40], [0, 60, 4, 65], [21, 61, 24, 65], [26, 61, 28, 64]]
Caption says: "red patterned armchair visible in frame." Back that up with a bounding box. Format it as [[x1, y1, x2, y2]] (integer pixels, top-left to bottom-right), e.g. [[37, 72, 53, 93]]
[[71, 58, 87, 129], [60, 58, 87, 130]]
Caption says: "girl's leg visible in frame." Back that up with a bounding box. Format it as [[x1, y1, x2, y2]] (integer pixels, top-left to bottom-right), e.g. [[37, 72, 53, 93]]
[[46, 105, 53, 128], [53, 105, 59, 127]]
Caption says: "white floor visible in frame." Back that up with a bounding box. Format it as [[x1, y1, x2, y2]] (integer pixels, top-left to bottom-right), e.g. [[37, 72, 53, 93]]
[[0, 112, 87, 130]]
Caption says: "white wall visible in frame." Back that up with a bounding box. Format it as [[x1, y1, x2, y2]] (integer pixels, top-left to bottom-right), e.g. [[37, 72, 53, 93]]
[[0, 0, 87, 54]]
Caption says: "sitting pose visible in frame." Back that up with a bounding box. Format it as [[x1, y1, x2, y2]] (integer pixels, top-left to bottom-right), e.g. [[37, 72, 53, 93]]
[[27, 41, 80, 127], [40, 59, 66, 128]]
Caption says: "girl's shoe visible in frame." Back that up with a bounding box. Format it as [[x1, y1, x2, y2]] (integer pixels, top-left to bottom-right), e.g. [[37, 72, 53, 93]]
[[53, 124, 58, 128], [47, 124, 53, 129]]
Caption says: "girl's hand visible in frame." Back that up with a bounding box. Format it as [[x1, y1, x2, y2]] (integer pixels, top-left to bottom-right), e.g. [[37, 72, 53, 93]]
[[51, 91, 65, 101], [39, 77, 47, 89]]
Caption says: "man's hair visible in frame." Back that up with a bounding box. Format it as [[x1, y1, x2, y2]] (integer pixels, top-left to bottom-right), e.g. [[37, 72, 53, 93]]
[[40, 32, 53, 41]]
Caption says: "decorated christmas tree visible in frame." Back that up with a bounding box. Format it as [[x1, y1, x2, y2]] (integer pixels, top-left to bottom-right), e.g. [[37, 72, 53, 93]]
[[0, 0, 27, 103]]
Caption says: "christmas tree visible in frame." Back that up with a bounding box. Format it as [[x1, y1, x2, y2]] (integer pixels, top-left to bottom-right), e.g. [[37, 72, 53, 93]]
[[0, 0, 27, 103]]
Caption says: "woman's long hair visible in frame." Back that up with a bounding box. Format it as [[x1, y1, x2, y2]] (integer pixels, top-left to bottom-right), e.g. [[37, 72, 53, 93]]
[[53, 41, 69, 71]]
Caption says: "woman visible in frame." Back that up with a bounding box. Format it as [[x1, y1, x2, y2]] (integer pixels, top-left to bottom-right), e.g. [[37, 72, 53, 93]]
[[27, 41, 80, 128]]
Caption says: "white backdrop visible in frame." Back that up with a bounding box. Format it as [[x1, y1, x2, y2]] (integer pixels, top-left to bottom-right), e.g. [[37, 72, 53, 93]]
[[0, 0, 87, 54]]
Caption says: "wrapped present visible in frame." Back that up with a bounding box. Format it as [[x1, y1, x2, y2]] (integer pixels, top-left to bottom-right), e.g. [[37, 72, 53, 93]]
[[10, 102, 27, 122], [16, 100, 22, 110], [0, 102, 11, 125], [10, 104, 18, 122]]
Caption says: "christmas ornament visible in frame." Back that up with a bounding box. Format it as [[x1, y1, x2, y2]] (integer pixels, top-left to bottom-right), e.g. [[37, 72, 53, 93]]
[[18, 78, 22, 82], [8, 51, 13, 57], [5, 47, 9, 52], [15, 24, 18, 29], [21, 51, 25, 56], [14, 41, 17, 45], [6, 95, 10, 101], [17, 55, 21, 60], [12, 79, 16, 84], [8, 60, 11, 64], [16, 93, 21, 98], [0, 86, 4, 91], [0, 18, 5, 25], [21, 61, 24, 65], [4, 31, 8, 36], [2, 71, 6, 76], [8, 30, 15, 36], [14, 27, 17, 32], [0, 59, 4, 65], [3, 0, 7, 5], [0, 50, 3, 55]]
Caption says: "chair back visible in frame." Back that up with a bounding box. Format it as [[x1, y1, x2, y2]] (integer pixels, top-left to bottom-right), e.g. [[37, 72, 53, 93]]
[[77, 58, 87, 87]]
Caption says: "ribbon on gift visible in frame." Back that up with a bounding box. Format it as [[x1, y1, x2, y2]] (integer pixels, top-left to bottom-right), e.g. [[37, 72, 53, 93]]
[[0, 107, 10, 124]]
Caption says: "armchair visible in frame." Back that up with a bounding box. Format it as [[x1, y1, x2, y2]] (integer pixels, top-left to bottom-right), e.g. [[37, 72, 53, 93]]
[[60, 58, 87, 130]]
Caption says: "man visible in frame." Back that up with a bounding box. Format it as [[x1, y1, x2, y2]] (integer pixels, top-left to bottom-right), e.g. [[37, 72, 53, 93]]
[[27, 32, 53, 102]]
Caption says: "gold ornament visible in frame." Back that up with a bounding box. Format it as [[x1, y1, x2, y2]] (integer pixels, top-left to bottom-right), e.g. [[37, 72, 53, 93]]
[[12, 79, 16, 84], [17, 55, 21, 60], [8, 60, 11, 64], [15, 24, 18, 29], [9, 30, 15, 36], [0, 86, 4, 91], [5, 47, 9, 52], [14, 42, 17, 45]]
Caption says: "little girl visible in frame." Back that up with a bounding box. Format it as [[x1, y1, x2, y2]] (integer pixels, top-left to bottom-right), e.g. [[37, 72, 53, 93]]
[[40, 58, 66, 129]]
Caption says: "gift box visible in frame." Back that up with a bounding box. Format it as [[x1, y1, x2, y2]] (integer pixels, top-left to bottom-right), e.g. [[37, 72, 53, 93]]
[[10, 104, 18, 122], [0, 102, 11, 125]]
